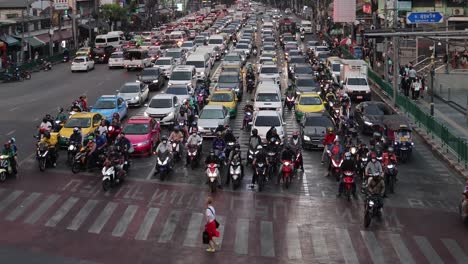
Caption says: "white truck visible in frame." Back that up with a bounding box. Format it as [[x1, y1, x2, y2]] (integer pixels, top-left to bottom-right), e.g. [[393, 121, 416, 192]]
[[340, 59, 371, 101]]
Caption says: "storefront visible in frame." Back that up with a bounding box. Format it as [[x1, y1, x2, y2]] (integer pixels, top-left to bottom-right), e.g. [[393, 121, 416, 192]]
[[0, 34, 20, 69]]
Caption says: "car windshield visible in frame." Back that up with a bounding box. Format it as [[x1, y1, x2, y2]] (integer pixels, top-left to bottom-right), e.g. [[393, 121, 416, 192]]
[[305, 117, 333, 127], [200, 109, 224, 119], [166, 87, 188, 95], [255, 116, 280, 126], [295, 67, 312, 74], [110, 53, 123, 58], [141, 69, 158, 76], [348, 78, 368, 86], [300, 96, 322, 105], [364, 105, 385, 115], [218, 75, 238, 83], [263, 46, 275, 51], [290, 57, 306, 64], [124, 51, 144, 60], [224, 55, 240, 61], [186, 61, 205, 68], [120, 84, 140, 93], [296, 79, 317, 87], [155, 59, 171, 65], [332, 64, 341, 71], [94, 100, 116, 109], [317, 47, 328, 51], [261, 67, 278, 74], [209, 39, 223, 44], [123, 123, 149, 135], [236, 44, 249, 49], [256, 93, 279, 102], [170, 71, 191, 80], [181, 43, 193, 47], [74, 58, 85, 63], [211, 93, 233, 102], [283, 37, 295, 42], [166, 51, 181, 58], [149, 98, 172, 108], [65, 118, 91, 128]]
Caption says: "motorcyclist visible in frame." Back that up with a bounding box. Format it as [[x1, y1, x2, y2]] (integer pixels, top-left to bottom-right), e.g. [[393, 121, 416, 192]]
[[110, 113, 121, 129], [252, 145, 268, 185], [2, 142, 17, 174], [340, 93, 351, 117], [169, 126, 185, 154], [289, 131, 303, 170], [367, 173, 386, 211], [249, 129, 262, 150], [382, 146, 398, 180], [325, 89, 336, 104], [94, 130, 108, 152], [40, 131, 58, 167], [212, 132, 226, 160], [226, 143, 243, 185], [337, 152, 357, 198], [70, 101, 83, 113], [185, 129, 203, 165], [56, 107, 68, 124], [69, 127, 83, 146], [214, 124, 226, 135], [204, 150, 223, 188], [328, 138, 344, 175], [114, 132, 132, 161], [365, 152, 384, 181], [223, 126, 236, 143], [266, 126, 281, 144], [241, 101, 254, 130], [155, 135, 173, 171], [321, 127, 336, 164], [176, 113, 189, 138], [78, 95, 88, 112], [284, 84, 296, 108], [38, 118, 53, 135], [278, 144, 296, 183]]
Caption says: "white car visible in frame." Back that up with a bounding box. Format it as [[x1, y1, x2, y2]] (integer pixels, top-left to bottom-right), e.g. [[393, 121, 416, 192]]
[[154, 57, 175, 79], [258, 62, 281, 83], [251, 110, 285, 143], [314, 46, 330, 57], [233, 43, 251, 58], [108, 51, 125, 69], [197, 105, 230, 138], [71, 56, 95, 72], [180, 41, 197, 53], [144, 94, 180, 126]]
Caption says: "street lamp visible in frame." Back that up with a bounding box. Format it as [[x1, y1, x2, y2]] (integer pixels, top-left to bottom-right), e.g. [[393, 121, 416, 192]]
[[429, 40, 441, 116]]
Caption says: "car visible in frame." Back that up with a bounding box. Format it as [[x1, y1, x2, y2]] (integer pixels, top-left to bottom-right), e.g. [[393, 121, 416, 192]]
[[71, 56, 95, 72], [215, 71, 243, 100], [58, 112, 104, 146], [180, 40, 197, 53], [108, 51, 125, 69], [153, 57, 175, 79], [295, 93, 326, 121], [233, 43, 251, 58], [281, 35, 296, 46], [314, 46, 330, 57], [168, 65, 197, 89], [290, 63, 313, 80], [165, 84, 193, 102], [222, 52, 243, 69], [251, 110, 285, 142], [294, 76, 320, 94], [159, 39, 178, 50], [123, 116, 161, 156], [300, 113, 334, 149], [194, 36, 207, 46], [261, 44, 276, 57], [117, 82, 149, 107], [197, 105, 230, 138], [91, 46, 114, 64], [285, 49, 302, 60], [90, 95, 128, 122], [75, 47, 91, 57], [144, 94, 180, 126], [259, 62, 281, 83], [288, 56, 309, 75], [284, 43, 300, 56], [137, 67, 165, 90], [165, 48, 186, 65], [208, 90, 238, 118], [354, 101, 395, 134]]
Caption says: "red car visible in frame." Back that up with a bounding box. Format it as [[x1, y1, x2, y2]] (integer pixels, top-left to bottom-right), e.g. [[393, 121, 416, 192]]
[[122, 116, 160, 156]]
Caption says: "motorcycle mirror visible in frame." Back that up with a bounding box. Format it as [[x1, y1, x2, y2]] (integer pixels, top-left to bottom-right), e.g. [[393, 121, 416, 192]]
[[144, 103, 148, 107]]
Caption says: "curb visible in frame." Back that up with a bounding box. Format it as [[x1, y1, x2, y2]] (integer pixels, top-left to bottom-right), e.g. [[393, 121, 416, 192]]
[[369, 80, 468, 182]]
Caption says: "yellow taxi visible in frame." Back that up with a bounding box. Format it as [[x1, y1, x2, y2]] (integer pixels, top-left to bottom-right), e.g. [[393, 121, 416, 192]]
[[208, 90, 238, 118], [58, 112, 104, 146], [75, 47, 92, 57], [295, 93, 325, 121]]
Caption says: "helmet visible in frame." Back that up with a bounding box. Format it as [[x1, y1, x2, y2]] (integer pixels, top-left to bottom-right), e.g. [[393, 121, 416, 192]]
[[44, 132, 51, 139], [113, 113, 120, 119], [216, 132, 222, 138], [183, 99, 188, 104], [373, 132, 381, 138], [174, 126, 180, 132], [292, 131, 299, 138], [42, 118, 47, 123], [161, 135, 168, 142], [191, 121, 197, 127], [256, 145, 263, 150], [4, 142, 11, 149], [73, 127, 80, 133], [209, 150, 215, 156], [387, 147, 394, 153], [9, 137, 16, 144], [344, 152, 351, 160], [234, 144, 240, 150], [252, 128, 258, 136], [191, 128, 198, 134], [327, 127, 334, 133], [59, 107, 64, 112], [334, 138, 340, 143], [343, 93, 349, 99], [371, 153, 377, 159]]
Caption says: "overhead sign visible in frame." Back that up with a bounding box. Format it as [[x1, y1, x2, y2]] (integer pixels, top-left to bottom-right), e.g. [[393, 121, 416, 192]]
[[397, 1, 412, 11], [54, 0, 69, 10], [406, 12, 444, 24]]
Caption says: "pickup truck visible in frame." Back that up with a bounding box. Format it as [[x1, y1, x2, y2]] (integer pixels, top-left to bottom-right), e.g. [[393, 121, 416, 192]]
[[340, 59, 370, 100]]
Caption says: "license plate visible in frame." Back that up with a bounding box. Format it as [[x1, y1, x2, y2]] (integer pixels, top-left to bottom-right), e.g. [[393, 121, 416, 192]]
[[399, 137, 408, 141], [357, 96, 363, 99]]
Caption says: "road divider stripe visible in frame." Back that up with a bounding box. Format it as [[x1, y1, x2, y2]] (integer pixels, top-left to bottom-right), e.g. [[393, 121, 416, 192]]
[[135, 207, 160, 241], [389, 234, 415, 264], [0, 190, 24, 212], [67, 199, 99, 231], [24, 194, 60, 225], [45, 196, 79, 227], [234, 218, 249, 255], [414, 236, 443, 264], [183, 212, 204, 247], [361, 231, 386, 264], [260, 220, 275, 257], [112, 205, 139, 237], [158, 210, 182, 243], [442, 238, 468, 263], [335, 228, 360, 264], [311, 227, 330, 261], [287, 223, 302, 260], [88, 202, 118, 234]]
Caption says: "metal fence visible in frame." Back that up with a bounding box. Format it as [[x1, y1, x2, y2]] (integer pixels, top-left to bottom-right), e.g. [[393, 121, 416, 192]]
[[18, 50, 76, 72]]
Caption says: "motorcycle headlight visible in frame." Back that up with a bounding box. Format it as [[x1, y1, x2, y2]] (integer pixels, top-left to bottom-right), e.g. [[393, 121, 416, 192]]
[[364, 121, 373, 126], [208, 172, 217, 177], [369, 200, 375, 207], [68, 145, 75, 151], [284, 161, 290, 166], [136, 80, 141, 83], [303, 135, 310, 141], [387, 164, 394, 169], [152, 80, 158, 83]]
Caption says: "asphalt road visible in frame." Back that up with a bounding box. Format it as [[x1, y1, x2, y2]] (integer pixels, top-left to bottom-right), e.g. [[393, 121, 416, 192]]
[[0, 17, 466, 264]]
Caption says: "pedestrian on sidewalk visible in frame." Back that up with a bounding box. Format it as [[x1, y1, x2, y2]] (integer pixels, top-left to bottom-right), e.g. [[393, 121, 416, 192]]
[[408, 66, 417, 83], [420, 76, 425, 98], [411, 77, 421, 100], [204, 196, 220, 253], [402, 76, 410, 97]]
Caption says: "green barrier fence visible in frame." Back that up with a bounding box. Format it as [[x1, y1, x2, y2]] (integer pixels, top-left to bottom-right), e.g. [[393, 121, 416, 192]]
[[15, 50, 76, 72]]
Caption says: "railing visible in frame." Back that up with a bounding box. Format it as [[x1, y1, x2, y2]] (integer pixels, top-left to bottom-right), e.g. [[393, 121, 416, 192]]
[[410, 55, 426, 65], [412, 57, 431, 69], [10, 50, 76, 73]]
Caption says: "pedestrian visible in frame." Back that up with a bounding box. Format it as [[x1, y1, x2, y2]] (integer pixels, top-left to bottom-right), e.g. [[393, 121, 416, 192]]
[[402, 76, 410, 97], [411, 77, 421, 100], [408, 66, 417, 83], [420, 76, 425, 98], [204, 196, 220, 253]]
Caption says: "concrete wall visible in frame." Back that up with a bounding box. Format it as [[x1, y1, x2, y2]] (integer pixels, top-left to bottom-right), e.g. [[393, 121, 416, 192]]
[[432, 71, 468, 107]]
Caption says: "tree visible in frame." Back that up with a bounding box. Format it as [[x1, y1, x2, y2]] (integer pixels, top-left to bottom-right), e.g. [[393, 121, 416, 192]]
[[100, 4, 128, 31]]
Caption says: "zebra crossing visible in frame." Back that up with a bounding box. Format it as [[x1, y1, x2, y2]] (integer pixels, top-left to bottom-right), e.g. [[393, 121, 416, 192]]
[[0, 187, 466, 262]]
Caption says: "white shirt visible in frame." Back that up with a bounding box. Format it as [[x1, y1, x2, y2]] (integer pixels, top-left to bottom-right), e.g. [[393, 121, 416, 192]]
[[39, 121, 52, 131], [206, 205, 215, 223], [98, 125, 108, 135]]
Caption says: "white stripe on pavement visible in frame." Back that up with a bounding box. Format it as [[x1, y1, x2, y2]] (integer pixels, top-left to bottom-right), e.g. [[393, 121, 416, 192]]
[[158, 210, 182, 243], [335, 228, 360, 264], [287, 223, 302, 260], [5, 192, 41, 221], [413, 236, 443, 264], [45, 197, 79, 227], [135, 207, 160, 241], [67, 200, 99, 231], [388, 234, 415, 264], [0, 190, 24, 212], [112, 205, 138, 237], [441, 238, 468, 264], [311, 227, 330, 261], [216, 215, 226, 248], [24, 194, 60, 224], [260, 220, 275, 257], [88, 202, 118, 234], [361, 231, 385, 264], [183, 212, 204, 247], [234, 218, 249, 255]]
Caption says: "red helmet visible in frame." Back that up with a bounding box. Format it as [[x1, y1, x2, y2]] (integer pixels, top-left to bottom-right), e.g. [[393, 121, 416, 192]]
[[113, 112, 120, 119], [371, 153, 377, 159]]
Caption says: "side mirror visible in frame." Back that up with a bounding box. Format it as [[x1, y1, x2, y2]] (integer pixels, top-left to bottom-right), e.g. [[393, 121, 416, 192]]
[[144, 103, 148, 107], [282, 122, 286, 126]]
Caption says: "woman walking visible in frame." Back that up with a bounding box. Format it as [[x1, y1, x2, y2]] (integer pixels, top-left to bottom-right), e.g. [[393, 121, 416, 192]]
[[204, 197, 220, 253]]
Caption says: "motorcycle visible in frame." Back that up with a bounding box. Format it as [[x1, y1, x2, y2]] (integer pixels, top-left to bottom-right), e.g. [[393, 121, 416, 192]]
[[342, 170, 355, 201], [197, 92, 206, 109], [155, 151, 171, 181], [253, 48, 258, 56], [63, 54, 70, 63], [459, 188, 468, 224], [285, 95, 295, 110], [384, 162, 398, 194], [206, 163, 220, 193], [171, 140, 181, 162], [41, 60, 52, 71], [300, 34, 305, 41], [71, 148, 106, 174], [243, 111, 253, 130], [213, 147, 225, 162], [102, 161, 126, 191], [293, 150, 303, 171], [0, 155, 14, 182], [36, 142, 50, 172], [224, 140, 236, 160], [107, 125, 121, 143], [266, 146, 278, 177], [187, 144, 200, 169], [2, 69, 25, 82], [255, 161, 267, 192], [67, 141, 80, 164], [328, 151, 343, 182], [247, 145, 259, 164], [247, 79, 255, 94], [364, 192, 382, 228], [229, 156, 242, 190], [280, 160, 294, 188]]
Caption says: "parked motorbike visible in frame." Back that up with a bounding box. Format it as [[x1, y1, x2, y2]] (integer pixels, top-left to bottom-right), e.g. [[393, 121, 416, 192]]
[[384, 162, 398, 194], [206, 163, 220, 193], [102, 160, 126, 191], [0, 155, 14, 182], [280, 159, 294, 188], [342, 170, 355, 201]]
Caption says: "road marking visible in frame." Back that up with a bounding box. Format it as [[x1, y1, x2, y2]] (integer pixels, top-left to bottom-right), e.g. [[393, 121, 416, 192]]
[[158, 210, 182, 243], [311, 227, 330, 261], [18, 152, 36, 166], [301, 169, 310, 196], [8, 106, 19, 112], [112, 204, 138, 237], [183, 212, 204, 247], [146, 166, 156, 180], [234, 218, 249, 255], [361, 231, 385, 264], [88, 202, 118, 234], [5, 130, 15, 136], [24, 194, 60, 224], [413, 236, 443, 264], [260, 220, 275, 257], [5, 192, 41, 221], [0, 190, 24, 212], [287, 223, 302, 260], [441, 238, 468, 263], [389, 234, 415, 264], [335, 228, 359, 264], [45, 196, 79, 227], [216, 215, 226, 248], [135, 207, 160, 241], [67, 199, 99, 231]]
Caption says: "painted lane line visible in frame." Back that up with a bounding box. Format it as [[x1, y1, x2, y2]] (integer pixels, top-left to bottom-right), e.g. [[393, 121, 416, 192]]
[[67, 199, 99, 231], [183, 212, 204, 247], [234, 218, 249, 255], [45, 197, 79, 227], [24, 194, 60, 224], [413, 236, 443, 264], [388, 234, 415, 264], [135, 207, 160, 241], [335, 228, 359, 264], [158, 210, 182, 243], [260, 220, 275, 257], [441, 238, 468, 264], [6, 130, 16, 136], [112, 204, 138, 237], [88, 202, 118, 234], [5, 192, 42, 221], [361, 231, 386, 264], [0, 190, 24, 212], [287, 223, 302, 260]]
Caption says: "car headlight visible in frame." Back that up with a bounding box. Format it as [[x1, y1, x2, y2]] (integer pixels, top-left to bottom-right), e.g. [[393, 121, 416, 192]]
[[303, 135, 310, 141], [200, 71, 205, 75], [198, 126, 205, 131], [136, 80, 141, 83], [152, 80, 158, 83], [136, 140, 150, 147], [134, 96, 140, 101], [364, 121, 373, 126], [144, 112, 149, 117]]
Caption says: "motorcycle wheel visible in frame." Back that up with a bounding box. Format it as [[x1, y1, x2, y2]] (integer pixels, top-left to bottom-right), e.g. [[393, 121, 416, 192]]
[[287, 105, 292, 110], [39, 159, 46, 172], [191, 159, 196, 169], [102, 179, 111, 191], [0, 172, 6, 182], [232, 178, 239, 190], [160, 169, 166, 181], [389, 175, 395, 194], [210, 181, 217, 193], [284, 175, 291, 189], [258, 175, 264, 192], [400, 152, 408, 163], [71, 162, 81, 174], [364, 211, 372, 228]]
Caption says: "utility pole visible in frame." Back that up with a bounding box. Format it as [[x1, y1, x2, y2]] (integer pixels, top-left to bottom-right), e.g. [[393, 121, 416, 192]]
[[49, 0, 54, 56], [20, 3, 25, 63], [27, 1, 32, 60], [392, 0, 398, 106], [383, 1, 388, 82]]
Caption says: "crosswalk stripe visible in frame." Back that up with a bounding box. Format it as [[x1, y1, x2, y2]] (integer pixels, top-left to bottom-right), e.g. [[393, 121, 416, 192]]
[[311, 227, 329, 261], [335, 228, 359, 264], [67, 200, 99, 231], [5, 192, 41, 221], [216, 215, 226, 248], [389, 234, 415, 264], [45, 197, 79, 227], [287, 223, 302, 259], [24, 194, 60, 224], [361, 231, 385, 264], [158, 210, 182, 243], [135, 208, 160, 241], [260, 220, 275, 257], [234, 218, 249, 255], [183, 212, 204, 247], [414, 236, 443, 264], [441, 239, 468, 264], [112, 205, 138, 237], [88, 202, 118, 234], [0, 190, 24, 212]]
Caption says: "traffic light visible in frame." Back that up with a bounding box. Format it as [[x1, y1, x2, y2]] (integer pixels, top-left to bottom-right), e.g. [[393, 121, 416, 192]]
[[64, 9, 68, 16]]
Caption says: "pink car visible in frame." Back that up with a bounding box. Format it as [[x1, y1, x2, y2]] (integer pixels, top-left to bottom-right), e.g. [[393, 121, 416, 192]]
[[122, 116, 160, 156]]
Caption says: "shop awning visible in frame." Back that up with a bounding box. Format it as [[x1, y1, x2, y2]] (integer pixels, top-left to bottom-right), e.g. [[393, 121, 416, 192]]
[[0, 34, 19, 46], [35, 33, 51, 44], [57, 29, 73, 40], [24, 36, 46, 48]]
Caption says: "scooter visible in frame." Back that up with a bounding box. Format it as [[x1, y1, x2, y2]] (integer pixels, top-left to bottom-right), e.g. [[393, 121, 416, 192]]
[[102, 161, 126, 191], [187, 144, 201, 169], [206, 163, 220, 193], [280, 159, 294, 188], [155, 151, 171, 181], [36, 142, 51, 172], [71, 149, 106, 174], [285, 95, 295, 110], [293, 150, 303, 171], [255, 161, 267, 192], [363, 187, 382, 228], [342, 170, 355, 201], [197, 92, 205, 109], [67, 141, 80, 164], [328, 151, 343, 182], [300, 34, 305, 41], [171, 140, 181, 162], [107, 125, 121, 143], [0, 155, 14, 182], [229, 156, 242, 190], [247, 79, 255, 94], [243, 111, 253, 130], [41, 60, 52, 71], [384, 162, 398, 194]]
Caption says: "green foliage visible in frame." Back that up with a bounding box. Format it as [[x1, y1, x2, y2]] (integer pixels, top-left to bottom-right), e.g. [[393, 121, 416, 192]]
[[100, 4, 128, 24]]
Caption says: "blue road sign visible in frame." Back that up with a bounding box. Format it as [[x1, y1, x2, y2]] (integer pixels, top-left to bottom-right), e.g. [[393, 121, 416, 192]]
[[406, 12, 443, 24]]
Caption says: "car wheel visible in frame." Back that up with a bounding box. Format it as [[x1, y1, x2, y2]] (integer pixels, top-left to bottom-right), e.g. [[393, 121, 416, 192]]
[[86, 66, 89, 72]]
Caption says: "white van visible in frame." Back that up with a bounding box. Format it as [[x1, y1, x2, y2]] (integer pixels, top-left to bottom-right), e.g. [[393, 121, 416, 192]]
[[95, 34, 121, 49], [262, 22, 274, 32], [168, 65, 197, 88], [254, 80, 283, 116], [207, 34, 226, 52], [185, 52, 212, 81], [169, 31, 187, 46], [300, 20, 313, 34], [123, 49, 152, 70]]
